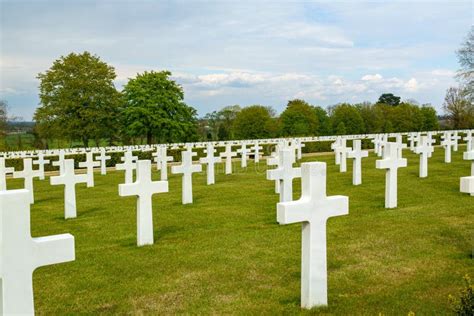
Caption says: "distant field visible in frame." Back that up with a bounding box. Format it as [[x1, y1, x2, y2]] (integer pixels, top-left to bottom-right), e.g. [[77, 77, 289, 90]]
[[5, 147, 474, 314]]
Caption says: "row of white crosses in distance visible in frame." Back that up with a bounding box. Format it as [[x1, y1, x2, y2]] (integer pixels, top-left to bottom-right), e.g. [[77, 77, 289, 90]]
[[0, 157, 14, 190], [119, 160, 168, 246], [200, 143, 222, 185], [152, 146, 174, 180], [116, 150, 138, 184], [171, 150, 202, 204], [267, 148, 301, 202], [460, 144, 474, 196], [277, 162, 349, 308], [0, 189, 75, 315], [414, 136, 434, 178]]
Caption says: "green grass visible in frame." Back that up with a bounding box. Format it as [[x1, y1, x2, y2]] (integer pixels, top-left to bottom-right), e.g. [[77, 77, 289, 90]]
[[6, 146, 474, 314]]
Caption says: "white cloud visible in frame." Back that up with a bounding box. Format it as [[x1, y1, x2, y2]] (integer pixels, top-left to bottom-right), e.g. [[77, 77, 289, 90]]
[[361, 74, 383, 81], [404, 78, 419, 92]]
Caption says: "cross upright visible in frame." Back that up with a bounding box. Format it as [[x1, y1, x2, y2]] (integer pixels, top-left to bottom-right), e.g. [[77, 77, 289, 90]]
[[119, 160, 168, 246], [441, 132, 454, 163], [414, 136, 434, 178], [158, 146, 173, 181], [220, 143, 237, 175], [171, 151, 202, 204], [0, 157, 14, 191], [0, 189, 75, 315], [52, 150, 66, 175], [199, 143, 222, 185], [296, 139, 305, 160], [33, 152, 50, 180], [267, 144, 281, 194], [338, 138, 350, 173], [347, 139, 369, 185], [13, 158, 41, 204], [375, 142, 407, 208], [116, 150, 137, 184], [267, 149, 301, 202], [50, 159, 88, 219], [79, 151, 100, 187], [95, 148, 111, 175], [252, 141, 262, 163], [331, 137, 342, 165], [277, 162, 348, 308], [452, 131, 461, 152], [395, 134, 407, 159], [464, 130, 473, 152], [238, 142, 250, 168], [152, 146, 162, 170]]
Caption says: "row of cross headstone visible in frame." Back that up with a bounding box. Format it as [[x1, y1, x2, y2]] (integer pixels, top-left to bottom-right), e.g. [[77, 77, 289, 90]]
[[0, 130, 473, 313]]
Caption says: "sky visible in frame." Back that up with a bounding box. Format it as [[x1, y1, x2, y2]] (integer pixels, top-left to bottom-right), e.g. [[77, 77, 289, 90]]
[[0, 0, 472, 120]]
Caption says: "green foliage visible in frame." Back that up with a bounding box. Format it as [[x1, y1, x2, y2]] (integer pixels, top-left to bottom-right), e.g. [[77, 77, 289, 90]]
[[377, 93, 401, 106], [233, 105, 274, 139], [335, 122, 347, 135], [35, 51, 121, 147], [330, 103, 365, 135], [280, 99, 319, 136], [443, 87, 474, 129], [390, 102, 424, 132], [420, 105, 439, 131], [121, 71, 198, 144], [449, 275, 474, 315]]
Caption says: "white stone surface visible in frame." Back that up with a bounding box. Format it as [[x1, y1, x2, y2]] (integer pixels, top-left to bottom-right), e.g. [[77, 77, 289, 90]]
[[52, 150, 66, 175], [116, 150, 137, 184], [0, 189, 75, 315], [267, 149, 301, 202], [375, 142, 407, 208], [441, 132, 454, 163], [0, 157, 14, 191], [13, 158, 41, 204], [171, 151, 202, 204], [331, 137, 342, 165], [50, 159, 88, 219], [238, 142, 250, 168], [33, 152, 50, 180], [79, 152, 100, 187], [338, 139, 350, 173], [95, 148, 111, 175], [414, 136, 433, 178], [119, 160, 168, 246], [347, 140, 368, 185], [220, 144, 237, 175], [252, 142, 262, 163], [277, 162, 348, 308], [159, 146, 174, 181], [200, 143, 222, 185]]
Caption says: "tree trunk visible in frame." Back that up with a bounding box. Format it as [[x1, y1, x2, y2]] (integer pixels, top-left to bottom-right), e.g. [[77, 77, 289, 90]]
[[83, 137, 89, 148], [147, 131, 152, 145]]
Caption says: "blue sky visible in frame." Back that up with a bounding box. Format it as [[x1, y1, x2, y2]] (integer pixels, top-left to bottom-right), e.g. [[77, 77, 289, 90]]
[[0, 0, 472, 120]]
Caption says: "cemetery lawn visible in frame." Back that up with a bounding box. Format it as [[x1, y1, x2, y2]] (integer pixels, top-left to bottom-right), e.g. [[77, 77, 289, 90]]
[[9, 148, 473, 315]]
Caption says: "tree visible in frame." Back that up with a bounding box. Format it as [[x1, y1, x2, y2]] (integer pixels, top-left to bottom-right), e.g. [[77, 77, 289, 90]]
[[313, 106, 330, 135], [0, 100, 7, 150], [356, 102, 384, 134], [457, 26, 474, 100], [330, 104, 365, 135], [280, 99, 319, 136], [122, 71, 198, 144], [35, 51, 121, 147], [335, 122, 346, 135], [233, 105, 274, 139], [443, 87, 473, 129], [420, 105, 439, 131], [390, 102, 423, 132], [377, 93, 401, 106], [215, 105, 241, 140]]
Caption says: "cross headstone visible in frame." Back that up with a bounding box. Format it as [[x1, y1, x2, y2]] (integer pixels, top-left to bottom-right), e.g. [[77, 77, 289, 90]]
[[50, 159, 88, 219], [0, 189, 75, 314], [347, 139, 368, 185], [158, 146, 173, 181], [33, 152, 50, 180], [452, 131, 461, 152], [13, 158, 41, 204], [395, 134, 407, 159], [200, 143, 222, 185], [171, 151, 202, 204], [116, 150, 137, 184], [375, 142, 407, 208], [238, 142, 250, 168], [277, 162, 348, 308], [331, 137, 342, 165], [464, 130, 473, 152], [220, 144, 237, 175], [267, 145, 281, 194], [414, 136, 433, 178], [252, 141, 262, 163], [95, 148, 111, 175], [296, 139, 305, 160], [79, 152, 100, 187], [52, 150, 66, 175], [267, 149, 301, 202], [338, 139, 350, 173], [441, 132, 454, 163], [119, 160, 168, 246], [0, 157, 14, 191]]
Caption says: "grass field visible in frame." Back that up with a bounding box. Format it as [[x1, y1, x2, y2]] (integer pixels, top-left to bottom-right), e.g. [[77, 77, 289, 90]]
[[6, 146, 473, 314]]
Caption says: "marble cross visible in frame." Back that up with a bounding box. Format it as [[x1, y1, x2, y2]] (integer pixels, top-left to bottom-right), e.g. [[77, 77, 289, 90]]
[[0, 157, 14, 191], [452, 131, 461, 152], [116, 150, 137, 184], [158, 146, 173, 181], [331, 137, 342, 165], [119, 160, 168, 246], [375, 142, 407, 208], [277, 162, 348, 308], [13, 158, 41, 204], [50, 159, 88, 219], [296, 139, 306, 160], [441, 132, 454, 163], [252, 141, 262, 163], [347, 139, 369, 185], [79, 152, 100, 187], [267, 149, 301, 202], [52, 150, 66, 175], [152, 147, 162, 170], [0, 189, 75, 315], [395, 134, 407, 159], [95, 148, 111, 175], [238, 142, 250, 168], [338, 139, 350, 173], [220, 144, 237, 175], [171, 151, 202, 204], [200, 143, 222, 185], [464, 130, 473, 152], [267, 145, 281, 194], [33, 152, 50, 180], [414, 136, 434, 178]]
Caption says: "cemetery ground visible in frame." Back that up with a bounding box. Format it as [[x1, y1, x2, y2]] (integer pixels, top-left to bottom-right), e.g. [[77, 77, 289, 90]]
[[8, 147, 473, 314]]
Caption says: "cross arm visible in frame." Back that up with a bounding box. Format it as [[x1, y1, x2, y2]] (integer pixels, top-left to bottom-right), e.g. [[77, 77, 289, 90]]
[[33, 234, 75, 269]]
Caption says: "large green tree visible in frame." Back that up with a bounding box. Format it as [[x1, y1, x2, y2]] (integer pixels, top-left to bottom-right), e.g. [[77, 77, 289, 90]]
[[35, 51, 121, 147], [233, 105, 274, 139], [443, 87, 473, 129], [457, 26, 474, 101], [377, 93, 401, 106], [121, 71, 198, 144], [420, 105, 439, 131], [280, 99, 319, 136], [330, 104, 365, 135]]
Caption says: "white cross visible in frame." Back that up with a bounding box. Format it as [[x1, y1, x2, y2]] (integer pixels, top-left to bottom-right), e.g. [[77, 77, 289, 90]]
[[277, 162, 348, 308], [267, 149, 301, 202], [220, 144, 237, 175], [394, 134, 407, 159], [95, 148, 111, 175], [116, 150, 137, 184], [171, 151, 202, 204], [347, 139, 368, 185], [238, 142, 250, 168], [338, 139, 350, 173], [0, 189, 75, 314], [375, 142, 407, 208], [414, 136, 433, 178], [50, 159, 88, 219], [13, 158, 41, 204], [452, 131, 461, 152], [296, 139, 305, 160], [252, 141, 262, 163], [0, 157, 14, 191], [152, 147, 162, 170], [267, 144, 281, 194], [119, 160, 168, 246], [200, 143, 222, 185], [158, 146, 173, 181], [441, 132, 455, 163], [33, 152, 50, 180], [79, 152, 100, 187], [464, 131, 473, 152], [331, 137, 342, 165], [52, 150, 66, 175]]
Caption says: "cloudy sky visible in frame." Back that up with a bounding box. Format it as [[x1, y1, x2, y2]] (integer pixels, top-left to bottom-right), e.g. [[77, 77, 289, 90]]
[[0, 0, 472, 120]]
